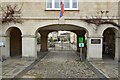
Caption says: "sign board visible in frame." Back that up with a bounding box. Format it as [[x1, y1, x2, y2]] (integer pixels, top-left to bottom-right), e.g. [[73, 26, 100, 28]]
[[78, 37, 84, 47], [0, 41, 4, 47], [79, 43, 84, 47], [78, 37, 84, 43], [91, 39, 101, 44]]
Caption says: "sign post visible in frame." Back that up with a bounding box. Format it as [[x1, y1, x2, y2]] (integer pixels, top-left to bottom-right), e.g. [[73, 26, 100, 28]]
[[78, 37, 84, 61]]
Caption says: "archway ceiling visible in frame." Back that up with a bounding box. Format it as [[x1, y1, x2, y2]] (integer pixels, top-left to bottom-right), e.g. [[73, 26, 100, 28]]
[[39, 25, 84, 31]]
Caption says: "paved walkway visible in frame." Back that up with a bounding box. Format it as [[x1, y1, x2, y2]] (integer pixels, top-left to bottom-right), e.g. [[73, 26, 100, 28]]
[[2, 58, 34, 78], [90, 59, 119, 78], [21, 51, 98, 78], [1, 51, 119, 79]]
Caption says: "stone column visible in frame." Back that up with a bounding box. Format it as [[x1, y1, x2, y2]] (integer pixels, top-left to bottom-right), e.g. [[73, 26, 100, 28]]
[[87, 37, 103, 61], [77, 36, 79, 52], [0, 35, 10, 58], [115, 37, 120, 61], [40, 31, 49, 52], [22, 35, 37, 58]]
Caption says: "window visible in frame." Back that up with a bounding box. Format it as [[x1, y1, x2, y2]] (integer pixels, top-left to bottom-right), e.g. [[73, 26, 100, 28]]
[[46, 0, 78, 10], [46, 0, 52, 8], [55, 0, 60, 8], [64, 0, 70, 8], [73, 0, 77, 8]]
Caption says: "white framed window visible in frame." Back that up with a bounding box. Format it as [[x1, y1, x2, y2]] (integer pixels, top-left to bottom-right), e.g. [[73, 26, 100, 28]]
[[46, 0, 78, 10]]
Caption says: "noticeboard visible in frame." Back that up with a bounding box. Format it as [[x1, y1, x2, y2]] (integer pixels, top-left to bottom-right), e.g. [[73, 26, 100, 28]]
[[91, 39, 101, 44]]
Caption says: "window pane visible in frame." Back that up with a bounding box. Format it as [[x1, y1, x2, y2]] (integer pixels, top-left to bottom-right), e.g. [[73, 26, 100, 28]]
[[73, 0, 77, 8], [47, 0, 52, 8], [55, 0, 60, 8], [64, 0, 70, 8]]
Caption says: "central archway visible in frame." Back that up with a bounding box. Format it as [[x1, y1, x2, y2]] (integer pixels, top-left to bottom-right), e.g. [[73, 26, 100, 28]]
[[35, 24, 89, 59], [48, 31, 77, 51]]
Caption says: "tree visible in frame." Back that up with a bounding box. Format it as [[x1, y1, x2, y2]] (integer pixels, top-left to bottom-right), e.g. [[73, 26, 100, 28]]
[[82, 10, 120, 29], [0, 3, 23, 24]]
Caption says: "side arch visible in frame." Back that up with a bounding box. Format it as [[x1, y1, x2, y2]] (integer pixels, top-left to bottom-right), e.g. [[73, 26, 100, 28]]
[[98, 24, 120, 60], [5, 27, 22, 58], [97, 24, 120, 37]]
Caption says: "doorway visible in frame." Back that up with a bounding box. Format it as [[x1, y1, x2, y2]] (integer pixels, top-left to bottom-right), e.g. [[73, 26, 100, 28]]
[[10, 28, 22, 57], [103, 28, 115, 59]]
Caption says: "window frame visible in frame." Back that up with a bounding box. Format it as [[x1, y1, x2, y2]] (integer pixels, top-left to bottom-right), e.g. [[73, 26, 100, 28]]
[[46, 0, 78, 10]]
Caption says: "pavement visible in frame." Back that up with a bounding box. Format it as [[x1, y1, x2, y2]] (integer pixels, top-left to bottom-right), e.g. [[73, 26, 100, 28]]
[[21, 51, 98, 78], [2, 58, 34, 78], [1, 50, 119, 79], [90, 59, 119, 78]]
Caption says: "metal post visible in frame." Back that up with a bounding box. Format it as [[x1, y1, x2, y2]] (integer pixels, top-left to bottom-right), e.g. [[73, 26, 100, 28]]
[[80, 47, 82, 61]]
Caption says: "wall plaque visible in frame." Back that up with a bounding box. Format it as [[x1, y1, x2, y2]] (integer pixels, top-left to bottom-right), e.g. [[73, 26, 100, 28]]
[[91, 39, 101, 44]]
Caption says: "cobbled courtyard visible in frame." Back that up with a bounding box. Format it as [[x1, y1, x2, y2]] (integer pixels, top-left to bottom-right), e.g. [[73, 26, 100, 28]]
[[22, 51, 97, 78]]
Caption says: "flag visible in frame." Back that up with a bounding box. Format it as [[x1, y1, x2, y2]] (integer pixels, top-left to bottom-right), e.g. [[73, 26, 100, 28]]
[[60, 0, 64, 17]]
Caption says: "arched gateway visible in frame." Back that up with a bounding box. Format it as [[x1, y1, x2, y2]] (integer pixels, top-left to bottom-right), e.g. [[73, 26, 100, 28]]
[[35, 24, 89, 51], [2, 21, 120, 61]]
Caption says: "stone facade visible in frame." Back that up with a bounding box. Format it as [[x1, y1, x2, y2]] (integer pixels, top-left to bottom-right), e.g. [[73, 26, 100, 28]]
[[0, 0, 120, 61]]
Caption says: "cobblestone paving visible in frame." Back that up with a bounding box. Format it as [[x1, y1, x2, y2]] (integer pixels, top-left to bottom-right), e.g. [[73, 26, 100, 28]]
[[90, 60, 118, 78], [2, 58, 34, 78], [22, 51, 98, 78]]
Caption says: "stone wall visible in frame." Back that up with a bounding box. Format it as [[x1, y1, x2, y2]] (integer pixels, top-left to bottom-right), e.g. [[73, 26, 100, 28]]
[[0, 0, 120, 60], [1, 1, 118, 18]]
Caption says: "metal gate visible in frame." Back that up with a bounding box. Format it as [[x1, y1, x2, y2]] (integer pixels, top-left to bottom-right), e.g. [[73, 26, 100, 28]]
[[48, 42, 77, 51]]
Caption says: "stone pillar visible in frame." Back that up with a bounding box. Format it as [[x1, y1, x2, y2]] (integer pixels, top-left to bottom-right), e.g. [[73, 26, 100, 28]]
[[115, 37, 120, 61], [22, 35, 37, 58], [0, 35, 10, 58], [87, 37, 103, 61], [40, 31, 48, 52], [77, 36, 79, 52]]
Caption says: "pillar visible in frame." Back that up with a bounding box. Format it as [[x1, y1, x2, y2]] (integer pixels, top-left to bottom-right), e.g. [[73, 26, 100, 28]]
[[0, 35, 10, 58], [40, 31, 49, 52], [22, 35, 37, 58], [77, 36, 80, 52], [115, 37, 120, 61], [87, 37, 103, 61]]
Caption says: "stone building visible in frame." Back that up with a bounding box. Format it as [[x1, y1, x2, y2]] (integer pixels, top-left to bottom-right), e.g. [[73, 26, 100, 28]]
[[0, 0, 120, 61]]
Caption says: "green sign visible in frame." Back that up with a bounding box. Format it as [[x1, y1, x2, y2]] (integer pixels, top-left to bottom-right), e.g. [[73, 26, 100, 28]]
[[79, 43, 84, 47], [78, 37, 84, 47], [78, 37, 84, 43]]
